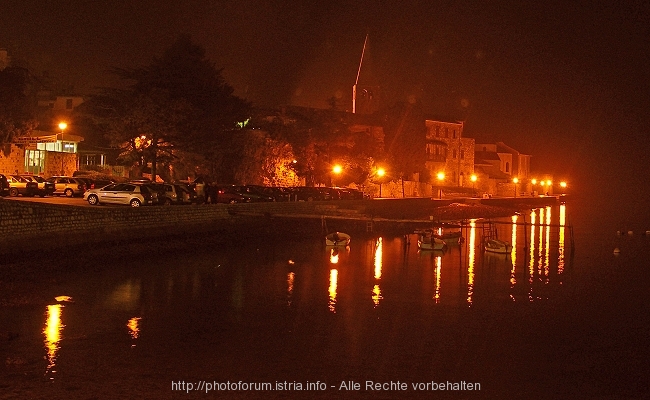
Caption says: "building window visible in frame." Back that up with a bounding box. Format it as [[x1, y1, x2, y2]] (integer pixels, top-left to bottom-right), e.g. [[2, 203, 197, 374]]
[[25, 149, 46, 174], [453, 149, 457, 159], [452, 130, 456, 139], [505, 162, 510, 173], [444, 128, 449, 138]]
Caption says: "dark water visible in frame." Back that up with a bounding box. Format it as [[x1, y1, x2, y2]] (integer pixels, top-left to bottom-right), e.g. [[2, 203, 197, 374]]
[[2, 196, 649, 399]]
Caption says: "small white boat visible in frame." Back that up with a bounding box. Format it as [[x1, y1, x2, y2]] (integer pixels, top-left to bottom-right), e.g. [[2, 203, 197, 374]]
[[326, 232, 351, 246], [484, 239, 512, 254], [418, 233, 447, 250]]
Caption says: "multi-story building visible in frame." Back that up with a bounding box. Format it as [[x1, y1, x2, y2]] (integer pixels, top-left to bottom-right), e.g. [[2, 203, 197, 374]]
[[424, 117, 475, 188], [474, 141, 532, 196]]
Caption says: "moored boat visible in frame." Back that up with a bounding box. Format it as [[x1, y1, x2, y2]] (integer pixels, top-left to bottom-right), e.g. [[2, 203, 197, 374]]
[[418, 232, 447, 250], [325, 232, 351, 246], [484, 239, 512, 254]]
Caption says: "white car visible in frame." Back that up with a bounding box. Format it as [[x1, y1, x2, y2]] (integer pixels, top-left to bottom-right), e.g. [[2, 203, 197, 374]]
[[83, 183, 154, 207]]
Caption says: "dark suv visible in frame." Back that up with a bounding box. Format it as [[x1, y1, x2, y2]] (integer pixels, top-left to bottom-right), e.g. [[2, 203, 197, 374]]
[[0, 174, 8, 197]]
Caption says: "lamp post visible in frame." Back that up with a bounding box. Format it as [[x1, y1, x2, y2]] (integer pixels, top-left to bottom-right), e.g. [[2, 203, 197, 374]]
[[58, 122, 67, 174], [513, 177, 519, 198], [470, 174, 477, 197], [376, 167, 385, 197], [331, 164, 342, 187], [437, 172, 445, 199]]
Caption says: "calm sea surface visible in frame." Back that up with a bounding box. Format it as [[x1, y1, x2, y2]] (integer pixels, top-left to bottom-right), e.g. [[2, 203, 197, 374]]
[[2, 195, 649, 399]]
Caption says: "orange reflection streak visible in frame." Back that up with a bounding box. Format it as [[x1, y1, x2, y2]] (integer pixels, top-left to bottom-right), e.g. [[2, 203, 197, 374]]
[[510, 215, 518, 301], [374, 237, 383, 279], [528, 210, 536, 301], [127, 317, 141, 345], [328, 269, 338, 313], [329, 248, 339, 264], [537, 208, 545, 282], [558, 204, 566, 275], [372, 284, 383, 307], [467, 220, 476, 305], [434, 255, 442, 303], [44, 304, 64, 378], [287, 272, 295, 306], [544, 206, 551, 283]]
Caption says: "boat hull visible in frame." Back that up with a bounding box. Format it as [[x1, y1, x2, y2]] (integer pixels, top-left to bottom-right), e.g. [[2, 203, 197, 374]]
[[484, 239, 512, 254], [325, 232, 351, 247]]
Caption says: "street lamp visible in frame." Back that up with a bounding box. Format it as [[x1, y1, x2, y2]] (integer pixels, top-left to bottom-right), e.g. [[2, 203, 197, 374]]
[[376, 167, 386, 197], [58, 122, 68, 174], [513, 177, 519, 198], [331, 164, 343, 187], [470, 174, 477, 196], [437, 172, 445, 199]]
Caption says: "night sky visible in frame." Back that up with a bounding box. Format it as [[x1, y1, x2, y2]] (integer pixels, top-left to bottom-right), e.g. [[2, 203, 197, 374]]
[[2, 0, 649, 210]]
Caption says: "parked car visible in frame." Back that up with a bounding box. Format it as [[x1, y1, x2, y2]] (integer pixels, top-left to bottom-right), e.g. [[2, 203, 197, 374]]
[[46, 176, 87, 197], [247, 185, 292, 202], [147, 183, 192, 205], [334, 187, 365, 200], [234, 185, 275, 202], [21, 175, 55, 197], [83, 183, 155, 207], [290, 186, 326, 201], [7, 175, 38, 197], [212, 185, 253, 204], [75, 176, 115, 190], [0, 174, 9, 196]]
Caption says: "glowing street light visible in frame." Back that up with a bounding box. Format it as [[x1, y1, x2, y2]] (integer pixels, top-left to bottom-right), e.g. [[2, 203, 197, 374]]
[[559, 181, 567, 188], [330, 164, 343, 187], [470, 174, 477, 196], [58, 122, 67, 132], [437, 172, 445, 199], [376, 167, 386, 197], [513, 177, 519, 198]]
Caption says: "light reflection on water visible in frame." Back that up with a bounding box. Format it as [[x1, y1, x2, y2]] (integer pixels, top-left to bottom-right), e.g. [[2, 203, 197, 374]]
[[44, 304, 64, 379], [29, 203, 575, 382], [9, 199, 650, 398]]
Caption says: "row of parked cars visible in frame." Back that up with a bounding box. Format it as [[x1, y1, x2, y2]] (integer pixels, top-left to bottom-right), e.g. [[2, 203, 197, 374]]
[[0, 173, 367, 207], [205, 185, 366, 204], [0, 174, 91, 198]]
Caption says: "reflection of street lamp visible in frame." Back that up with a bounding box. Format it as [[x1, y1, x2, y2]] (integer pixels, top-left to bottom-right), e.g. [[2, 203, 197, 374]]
[[513, 177, 519, 198], [470, 174, 477, 196], [437, 172, 445, 199], [376, 167, 385, 197]]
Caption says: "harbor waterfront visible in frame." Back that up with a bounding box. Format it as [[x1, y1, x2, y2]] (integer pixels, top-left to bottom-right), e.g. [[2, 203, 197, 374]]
[[1, 194, 649, 399], [0, 196, 559, 257]]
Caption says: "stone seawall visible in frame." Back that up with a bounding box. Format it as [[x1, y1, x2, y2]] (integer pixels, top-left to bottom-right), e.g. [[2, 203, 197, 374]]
[[0, 196, 559, 257]]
